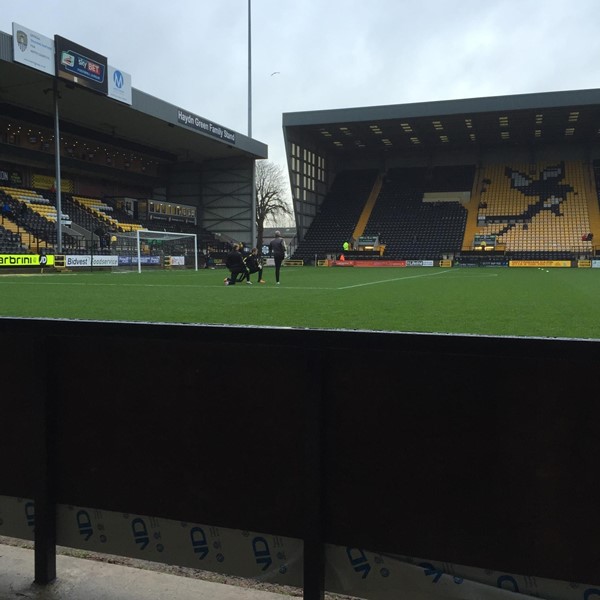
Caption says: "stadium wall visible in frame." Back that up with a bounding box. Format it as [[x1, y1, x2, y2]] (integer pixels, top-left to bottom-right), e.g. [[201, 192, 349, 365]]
[[0, 30, 11, 59], [166, 162, 203, 208], [324, 144, 593, 175], [479, 144, 590, 165], [200, 156, 255, 245], [0, 317, 598, 594]]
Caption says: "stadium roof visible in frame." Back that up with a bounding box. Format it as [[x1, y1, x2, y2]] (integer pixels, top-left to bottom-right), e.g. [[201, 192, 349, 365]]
[[283, 88, 600, 158], [0, 31, 267, 165]]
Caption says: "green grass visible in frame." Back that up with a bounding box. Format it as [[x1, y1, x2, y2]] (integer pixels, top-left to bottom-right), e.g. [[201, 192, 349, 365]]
[[1, 266, 599, 338]]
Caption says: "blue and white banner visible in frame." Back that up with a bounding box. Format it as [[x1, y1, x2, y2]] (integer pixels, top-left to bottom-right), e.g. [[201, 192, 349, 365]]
[[118, 255, 161, 266], [108, 65, 132, 105], [65, 255, 119, 268], [406, 260, 434, 267], [0, 495, 596, 600]]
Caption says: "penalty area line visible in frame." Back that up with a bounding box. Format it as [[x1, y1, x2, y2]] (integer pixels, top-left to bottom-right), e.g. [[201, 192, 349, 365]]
[[337, 269, 453, 290]]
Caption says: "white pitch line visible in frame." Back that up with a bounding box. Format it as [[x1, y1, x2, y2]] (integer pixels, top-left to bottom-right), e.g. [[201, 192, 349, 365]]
[[0, 281, 210, 288], [337, 269, 453, 290], [445, 274, 499, 279], [0, 280, 320, 290]]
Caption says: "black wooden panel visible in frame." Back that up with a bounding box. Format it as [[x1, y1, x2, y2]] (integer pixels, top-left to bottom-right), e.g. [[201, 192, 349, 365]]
[[1, 334, 47, 498], [1, 317, 598, 585], [53, 335, 308, 538], [323, 341, 600, 583]]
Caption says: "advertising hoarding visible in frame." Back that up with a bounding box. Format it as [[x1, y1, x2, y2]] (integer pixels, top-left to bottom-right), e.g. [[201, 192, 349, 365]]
[[108, 65, 132, 105], [55, 35, 108, 95], [12, 23, 55, 75], [509, 260, 572, 268], [0, 254, 55, 267], [65, 255, 119, 268]]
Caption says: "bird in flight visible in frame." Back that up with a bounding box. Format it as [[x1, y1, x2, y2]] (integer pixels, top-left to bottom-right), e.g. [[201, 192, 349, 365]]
[[270, 71, 280, 76]]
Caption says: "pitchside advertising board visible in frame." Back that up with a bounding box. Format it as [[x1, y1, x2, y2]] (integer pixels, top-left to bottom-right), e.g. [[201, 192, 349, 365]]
[[65, 255, 119, 268], [0, 254, 54, 267], [65, 256, 186, 267], [64, 256, 183, 267], [509, 260, 572, 268], [0, 255, 187, 268]]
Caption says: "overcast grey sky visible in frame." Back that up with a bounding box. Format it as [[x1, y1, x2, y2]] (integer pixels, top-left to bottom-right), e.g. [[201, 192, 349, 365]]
[[3, 0, 600, 177]]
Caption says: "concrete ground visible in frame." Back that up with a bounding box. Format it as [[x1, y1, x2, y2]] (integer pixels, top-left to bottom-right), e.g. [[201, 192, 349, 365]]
[[0, 543, 295, 600]]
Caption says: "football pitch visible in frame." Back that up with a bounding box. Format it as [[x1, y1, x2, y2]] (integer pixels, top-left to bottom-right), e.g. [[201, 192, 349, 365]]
[[1, 266, 599, 339]]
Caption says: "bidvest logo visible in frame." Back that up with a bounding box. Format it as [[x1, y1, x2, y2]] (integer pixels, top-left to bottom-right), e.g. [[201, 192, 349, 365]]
[[252, 536, 272, 571], [24, 502, 35, 527], [190, 527, 209, 559], [497, 575, 519, 592], [131, 518, 150, 550], [346, 547, 370, 578], [77, 510, 93, 541], [420, 562, 463, 585]]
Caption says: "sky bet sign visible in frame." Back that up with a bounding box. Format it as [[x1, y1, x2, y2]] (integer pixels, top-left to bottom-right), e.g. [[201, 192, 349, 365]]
[[55, 35, 108, 95]]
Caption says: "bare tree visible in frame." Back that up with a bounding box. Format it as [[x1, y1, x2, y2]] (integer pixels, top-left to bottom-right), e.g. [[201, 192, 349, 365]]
[[255, 160, 293, 251]]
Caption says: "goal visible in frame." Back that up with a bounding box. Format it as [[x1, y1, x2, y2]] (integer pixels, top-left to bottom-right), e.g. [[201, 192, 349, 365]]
[[111, 229, 198, 273]]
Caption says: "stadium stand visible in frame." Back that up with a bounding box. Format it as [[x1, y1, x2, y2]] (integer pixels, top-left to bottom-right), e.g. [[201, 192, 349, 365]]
[[363, 166, 471, 260], [7, 158, 594, 262], [474, 161, 594, 257], [293, 166, 471, 261], [291, 169, 378, 262], [291, 160, 600, 263], [0, 223, 25, 253], [592, 159, 600, 233], [0, 187, 56, 252], [71, 195, 145, 233], [0, 184, 229, 256]]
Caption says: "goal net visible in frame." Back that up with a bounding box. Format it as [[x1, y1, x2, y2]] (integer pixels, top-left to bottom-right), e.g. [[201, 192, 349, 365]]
[[111, 230, 198, 273]]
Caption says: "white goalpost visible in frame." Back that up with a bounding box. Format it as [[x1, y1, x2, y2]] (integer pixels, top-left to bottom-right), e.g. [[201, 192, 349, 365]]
[[111, 230, 198, 273]]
